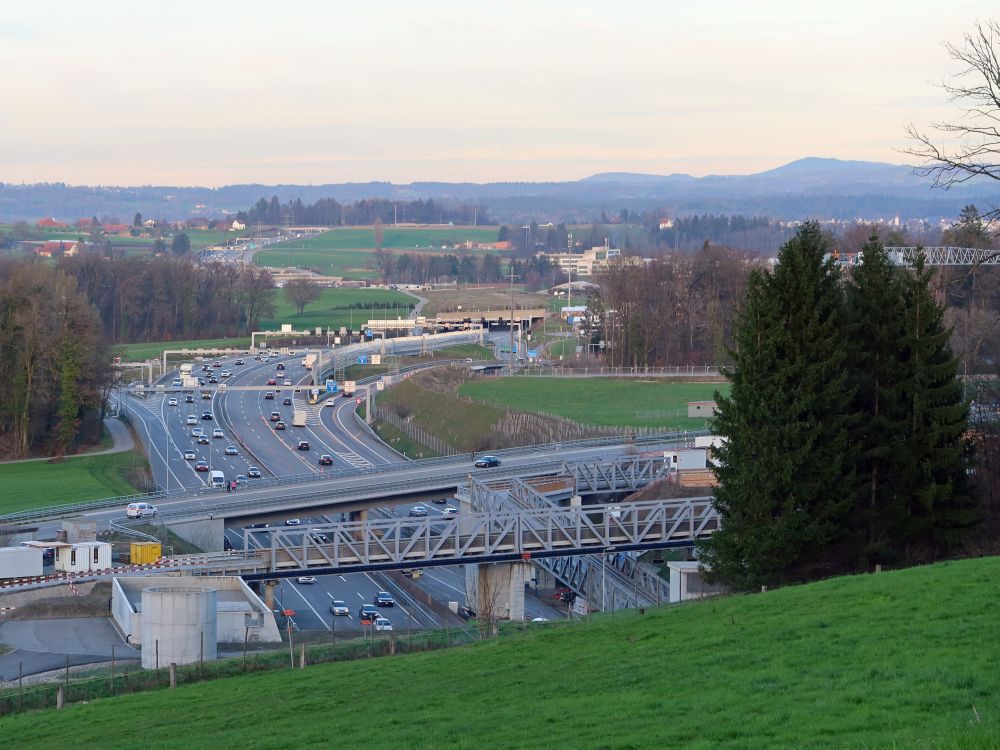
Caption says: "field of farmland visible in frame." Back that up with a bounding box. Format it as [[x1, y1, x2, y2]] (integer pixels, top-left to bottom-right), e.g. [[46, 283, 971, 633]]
[[262, 287, 415, 331], [256, 226, 502, 278]]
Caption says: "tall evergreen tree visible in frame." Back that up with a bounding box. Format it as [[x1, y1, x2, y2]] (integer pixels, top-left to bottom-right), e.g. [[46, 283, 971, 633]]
[[845, 236, 910, 565], [700, 223, 856, 589], [895, 255, 976, 559]]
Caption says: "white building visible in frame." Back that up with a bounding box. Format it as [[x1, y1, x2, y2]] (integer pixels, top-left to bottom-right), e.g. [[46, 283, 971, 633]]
[[539, 245, 622, 277], [53, 541, 112, 573]]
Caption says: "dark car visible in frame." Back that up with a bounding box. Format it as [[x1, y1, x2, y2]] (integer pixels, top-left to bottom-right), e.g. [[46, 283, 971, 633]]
[[185, 395, 195, 403], [235, 359, 244, 366], [374, 592, 394, 607], [458, 605, 477, 620], [474, 455, 501, 468], [197, 435, 210, 445], [208, 376, 218, 384], [264, 391, 274, 400], [282, 397, 293, 406], [297, 440, 310, 451], [409, 505, 429, 518], [358, 604, 379, 622], [247, 466, 262, 478], [202, 412, 213, 420], [276, 363, 285, 371], [267, 378, 277, 386], [318, 454, 333, 466]]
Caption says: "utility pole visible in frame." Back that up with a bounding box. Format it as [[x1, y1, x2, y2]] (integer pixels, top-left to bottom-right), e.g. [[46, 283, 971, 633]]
[[509, 262, 516, 373]]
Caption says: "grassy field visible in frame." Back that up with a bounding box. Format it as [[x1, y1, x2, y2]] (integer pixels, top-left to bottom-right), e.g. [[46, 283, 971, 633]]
[[261, 287, 414, 331], [2, 558, 997, 748], [1, 227, 236, 251], [458, 377, 728, 430], [420, 287, 548, 316], [257, 226, 501, 278], [117, 337, 252, 362], [0, 450, 150, 514]]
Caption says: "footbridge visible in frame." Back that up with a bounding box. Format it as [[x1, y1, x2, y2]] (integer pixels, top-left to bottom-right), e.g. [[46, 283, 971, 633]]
[[831, 246, 1000, 267]]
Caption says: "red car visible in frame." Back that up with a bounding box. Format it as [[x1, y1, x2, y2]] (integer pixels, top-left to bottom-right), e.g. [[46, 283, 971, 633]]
[[319, 454, 333, 466], [195, 460, 209, 472], [266, 378, 277, 386]]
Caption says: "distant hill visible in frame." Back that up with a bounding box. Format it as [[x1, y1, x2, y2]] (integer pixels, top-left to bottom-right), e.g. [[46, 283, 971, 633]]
[[1, 157, 998, 223]]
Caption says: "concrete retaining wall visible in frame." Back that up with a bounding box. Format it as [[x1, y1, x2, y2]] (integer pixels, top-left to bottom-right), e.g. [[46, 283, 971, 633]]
[[167, 517, 224, 551]]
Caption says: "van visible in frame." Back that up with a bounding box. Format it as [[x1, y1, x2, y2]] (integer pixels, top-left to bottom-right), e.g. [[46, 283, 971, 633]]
[[210, 470, 226, 489], [126, 502, 157, 519]]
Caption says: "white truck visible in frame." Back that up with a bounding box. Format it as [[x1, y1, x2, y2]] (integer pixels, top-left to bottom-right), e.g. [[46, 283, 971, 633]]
[[664, 448, 708, 472], [292, 410, 307, 427], [179, 364, 193, 376], [342, 380, 356, 398], [301, 353, 317, 370]]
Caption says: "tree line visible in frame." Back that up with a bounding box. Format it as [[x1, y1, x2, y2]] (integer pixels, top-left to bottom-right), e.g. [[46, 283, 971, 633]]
[[0, 259, 110, 458], [58, 254, 275, 343], [238, 197, 490, 227], [700, 223, 977, 589]]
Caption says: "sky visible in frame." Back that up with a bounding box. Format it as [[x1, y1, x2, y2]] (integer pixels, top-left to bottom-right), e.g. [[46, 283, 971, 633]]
[[0, 0, 996, 186]]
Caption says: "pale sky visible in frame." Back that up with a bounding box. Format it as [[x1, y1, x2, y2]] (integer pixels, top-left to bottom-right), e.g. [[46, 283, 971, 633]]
[[0, 0, 996, 186]]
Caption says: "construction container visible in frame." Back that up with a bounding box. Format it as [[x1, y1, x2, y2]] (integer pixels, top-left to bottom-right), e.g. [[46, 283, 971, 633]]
[[0, 546, 43, 579], [130, 542, 162, 565]]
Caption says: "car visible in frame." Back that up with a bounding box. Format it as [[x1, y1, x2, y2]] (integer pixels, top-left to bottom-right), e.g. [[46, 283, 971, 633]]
[[212, 361, 222, 368], [283, 379, 292, 386], [329, 600, 349, 616], [358, 604, 379, 622], [221, 370, 232, 378], [275, 421, 286, 430], [297, 440, 310, 451], [202, 365, 211, 372], [310, 532, 329, 543], [284, 518, 301, 526], [282, 397, 293, 406], [208, 376, 218, 384], [185, 395, 195, 403], [126, 502, 157, 519], [458, 605, 477, 620], [276, 362, 285, 371], [474, 455, 501, 468], [183, 450, 196, 460], [247, 466, 262, 478], [270, 412, 281, 421], [197, 378, 206, 386], [197, 435, 210, 445], [186, 415, 198, 425], [530, 617, 550, 623], [432, 497, 448, 504], [235, 359, 244, 366], [374, 592, 394, 607], [224, 445, 238, 455], [195, 461, 209, 472], [296, 576, 317, 585], [264, 391, 274, 400], [212, 428, 224, 438], [167, 397, 178, 406], [442, 506, 460, 518], [409, 505, 429, 518], [245, 522, 269, 529], [201, 391, 212, 400], [171, 378, 183, 388], [235, 474, 248, 485], [266, 378, 277, 386], [191, 427, 204, 437], [318, 454, 333, 466], [374, 617, 393, 632], [202, 412, 213, 420]]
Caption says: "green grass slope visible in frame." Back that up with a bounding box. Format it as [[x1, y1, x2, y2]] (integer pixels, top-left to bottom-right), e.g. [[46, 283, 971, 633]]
[[3, 558, 998, 748]]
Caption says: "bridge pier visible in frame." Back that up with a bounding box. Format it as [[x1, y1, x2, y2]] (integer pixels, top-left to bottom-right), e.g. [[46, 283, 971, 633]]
[[467, 561, 531, 622]]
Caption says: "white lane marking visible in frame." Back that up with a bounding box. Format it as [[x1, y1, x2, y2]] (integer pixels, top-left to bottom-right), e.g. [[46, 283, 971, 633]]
[[421, 570, 467, 596], [285, 582, 331, 630]]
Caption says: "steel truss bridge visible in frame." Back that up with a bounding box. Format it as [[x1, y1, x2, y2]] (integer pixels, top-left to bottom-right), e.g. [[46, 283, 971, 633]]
[[241, 496, 719, 580], [831, 246, 1000, 267]]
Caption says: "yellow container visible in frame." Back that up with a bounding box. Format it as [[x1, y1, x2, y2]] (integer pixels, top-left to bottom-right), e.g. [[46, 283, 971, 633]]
[[130, 542, 162, 565]]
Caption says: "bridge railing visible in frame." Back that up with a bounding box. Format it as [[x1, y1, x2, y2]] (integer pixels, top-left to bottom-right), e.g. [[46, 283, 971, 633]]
[[1, 431, 705, 525]]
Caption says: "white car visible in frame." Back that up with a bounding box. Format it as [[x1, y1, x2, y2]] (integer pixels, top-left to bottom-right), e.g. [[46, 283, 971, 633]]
[[191, 427, 204, 437], [212, 428, 224, 438], [186, 415, 198, 425], [183, 450, 196, 460], [283, 379, 292, 386], [167, 397, 178, 406], [296, 576, 317, 585], [126, 502, 157, 519], [374, 617, 393, 632], [221, 370, 232, 378], [284, 518, 301, 526], [329, 600, 350, 616], [442, 506, 460, 518], [224, 445, 238, 456]]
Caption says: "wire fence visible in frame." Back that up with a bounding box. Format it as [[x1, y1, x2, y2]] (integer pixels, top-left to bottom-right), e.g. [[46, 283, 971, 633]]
[[373, 405, 458, 456]]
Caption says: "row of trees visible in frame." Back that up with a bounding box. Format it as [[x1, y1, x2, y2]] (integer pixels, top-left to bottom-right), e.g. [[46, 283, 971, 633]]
[[372, 250, 505, 286], [587, 244, 753, 367], [58, 254, 275, 343], [701, 224, 975, 589], [239, 197, 489, 227], [0, 260, 109, 458]]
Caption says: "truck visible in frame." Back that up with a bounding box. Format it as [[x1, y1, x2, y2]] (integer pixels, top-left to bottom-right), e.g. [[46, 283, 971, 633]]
[[179, 364, 193, 376], [342, 380, 356, 397], [663, 448, 708, 472], [292, 410, 307, 427], [301, 353, 317, 370]]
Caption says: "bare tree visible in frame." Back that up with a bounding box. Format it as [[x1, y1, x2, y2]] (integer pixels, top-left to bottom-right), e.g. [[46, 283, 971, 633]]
[[904, 21, 1000, 209], [283, 278, 321, 315], [466, 564, 504, 639]]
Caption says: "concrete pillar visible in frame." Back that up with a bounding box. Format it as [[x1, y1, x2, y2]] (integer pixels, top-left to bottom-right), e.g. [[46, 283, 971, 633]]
[[569, 495, 582, 508], [476, 562, 530, 622], [352, 509, 368, 541], [263, 580, 278, 611]]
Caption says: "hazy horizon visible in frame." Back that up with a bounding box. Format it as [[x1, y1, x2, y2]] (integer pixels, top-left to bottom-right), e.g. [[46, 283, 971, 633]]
[[2, 1, 996, 186]]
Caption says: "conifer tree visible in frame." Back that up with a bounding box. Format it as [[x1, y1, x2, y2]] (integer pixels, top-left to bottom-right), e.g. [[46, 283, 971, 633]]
[[895, 255, 976, 559], [845, 236, 910, 564], [701, 223, 856, 588]]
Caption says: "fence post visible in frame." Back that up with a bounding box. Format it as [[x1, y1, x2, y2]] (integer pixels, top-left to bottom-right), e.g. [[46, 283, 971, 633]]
[[65, 654, 70, 685], [56, 686, 64, 710], [390, 634, 396, 656], [169, 663, 176, 689], [299, 644, 306, 669]]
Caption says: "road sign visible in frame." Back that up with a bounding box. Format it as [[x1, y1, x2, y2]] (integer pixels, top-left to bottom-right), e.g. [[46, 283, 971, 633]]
[[376, 380, 384, 391], [357, 355, 368, 364], [521, 552, 532, 560], [527, 349, 538, 359], [355, 398, 362, 405], [325, 379, 337, 394], [371, 354, 381, 365]]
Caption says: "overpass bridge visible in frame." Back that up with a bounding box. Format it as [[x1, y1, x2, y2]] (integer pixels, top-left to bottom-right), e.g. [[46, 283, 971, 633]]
[[830, 246, 1000, 267]]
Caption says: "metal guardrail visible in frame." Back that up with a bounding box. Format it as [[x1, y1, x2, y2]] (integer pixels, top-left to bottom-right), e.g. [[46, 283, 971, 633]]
[[1, 431, 706, 525]]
